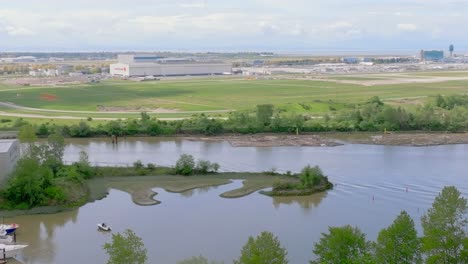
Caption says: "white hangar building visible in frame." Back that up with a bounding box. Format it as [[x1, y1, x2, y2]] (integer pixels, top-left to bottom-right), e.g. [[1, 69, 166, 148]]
[[0, 139, 20, 182], [110, 54, 232, 77]]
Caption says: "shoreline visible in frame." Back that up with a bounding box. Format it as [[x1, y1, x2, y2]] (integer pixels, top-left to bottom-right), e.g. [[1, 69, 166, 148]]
[[2, 131, 468, 147], [181, 132, 468, 147]]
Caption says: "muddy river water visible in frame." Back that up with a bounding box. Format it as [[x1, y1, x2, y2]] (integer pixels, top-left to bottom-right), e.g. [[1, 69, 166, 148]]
[[6, 138, 468, 263]]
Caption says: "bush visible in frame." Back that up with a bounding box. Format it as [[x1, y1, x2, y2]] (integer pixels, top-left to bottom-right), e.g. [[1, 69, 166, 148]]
[[175, 154, 196, 175], [133, 160, 144, 170], [70, 121, 92, 137], [300, 165, 325, 188], [195, 160, 220, 174], [73, 151, 94, 179], [57, 166, 83, 182], [212, 163, 220, 173], [44, 186, 67, 202], [4, 157, 54, 207], [264, 167, 278, 175], [13, 118, 28, 128], [146, 163, 156, 170], [273, 180, 295, 191]]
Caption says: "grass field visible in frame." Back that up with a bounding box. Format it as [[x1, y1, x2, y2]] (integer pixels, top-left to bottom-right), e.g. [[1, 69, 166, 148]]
[[1, 73, 468, 121], [402, 71, 468, 77]]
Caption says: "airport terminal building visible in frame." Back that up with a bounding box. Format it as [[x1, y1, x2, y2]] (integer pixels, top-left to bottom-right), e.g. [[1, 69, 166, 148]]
[[0, 139, 20, 182], [110, 54, 232, 77]]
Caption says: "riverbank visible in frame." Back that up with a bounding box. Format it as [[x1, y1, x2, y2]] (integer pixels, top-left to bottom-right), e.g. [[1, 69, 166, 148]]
[[3, 131, 468, 147], [184, 132, 468, 147], [323, 132, 468, 146]]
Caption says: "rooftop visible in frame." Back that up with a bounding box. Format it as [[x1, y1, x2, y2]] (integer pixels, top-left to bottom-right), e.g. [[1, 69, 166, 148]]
[[0, 139, 18, 153]]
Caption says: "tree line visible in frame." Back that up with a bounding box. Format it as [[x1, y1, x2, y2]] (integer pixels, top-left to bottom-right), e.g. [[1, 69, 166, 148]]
[[3, 95, 468, 138], [104, 186, 468, 264]]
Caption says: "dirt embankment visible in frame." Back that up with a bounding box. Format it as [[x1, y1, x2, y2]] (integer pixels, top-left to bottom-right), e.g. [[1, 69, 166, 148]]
[[327, 132, 468, 146], [186, 133, 468, 147], [185, 134, 342, 147]]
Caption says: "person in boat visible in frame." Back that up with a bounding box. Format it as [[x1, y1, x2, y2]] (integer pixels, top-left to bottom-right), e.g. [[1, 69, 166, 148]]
[[102, 223, 107, 227]]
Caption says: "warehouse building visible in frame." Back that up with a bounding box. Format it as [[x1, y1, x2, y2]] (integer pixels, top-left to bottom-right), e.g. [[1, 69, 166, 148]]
[[0, 139, 20, 182], [110, 54, 232, 77]]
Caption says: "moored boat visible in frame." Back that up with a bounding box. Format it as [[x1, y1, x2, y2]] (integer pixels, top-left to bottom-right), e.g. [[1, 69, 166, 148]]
[[0, 224, 19, 235], [0, 235, 14, 245]]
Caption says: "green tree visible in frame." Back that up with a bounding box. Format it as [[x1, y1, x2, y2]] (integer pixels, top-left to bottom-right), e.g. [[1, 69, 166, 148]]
[[4, 157, 53, 207], [73, 150, 93, 179], [300, 165, 324, 188], [175, 154, 196, 175], [18, 124, 37, 153], [375, 211, 421, 264], [43, 133, 65, 176], [18, 124, 37, 144], [256, 104, 274, 126], [140, 111, 151, 123], [234, 231, 288, 264], [311, 225, 374, 264], [421, 186, 468, 264], [177, 255, 224, 264], [70, 121, 92, 137], [103, 229, 147, 264]]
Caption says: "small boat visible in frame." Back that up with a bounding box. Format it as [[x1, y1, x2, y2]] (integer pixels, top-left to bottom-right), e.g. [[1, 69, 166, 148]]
[[0, 235, 14, 245], [97, 223, 111, 232], [0, 224, 19, 235], [0, 244, 28, 259]]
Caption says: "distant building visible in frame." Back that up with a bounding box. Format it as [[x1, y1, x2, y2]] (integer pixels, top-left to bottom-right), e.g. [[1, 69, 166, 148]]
[[29, 70, 47, 77], [69, 72, 84, 77], [56, 65, 73, 75], [29, 65, 73, 77], [0, 139, 20, 182], [0, 56, 37, 63], [342, 57, 358, 64], [110, 54, 232, 77], [420, 50, 444, 61]]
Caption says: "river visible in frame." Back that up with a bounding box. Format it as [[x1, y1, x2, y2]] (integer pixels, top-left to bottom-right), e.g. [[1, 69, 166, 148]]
[[6, 137, 468, 264]]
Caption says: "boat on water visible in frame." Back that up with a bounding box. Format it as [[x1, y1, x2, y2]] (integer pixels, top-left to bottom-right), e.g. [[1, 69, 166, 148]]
[[97, 223, 111, 232], [0, 244, 28, 259], [0, 224, 19, 235], [0, 235, 14, 245]]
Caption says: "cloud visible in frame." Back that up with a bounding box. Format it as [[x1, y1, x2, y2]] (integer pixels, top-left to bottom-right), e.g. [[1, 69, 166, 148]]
[[4, 26, 35, 36], [178, 2, 206, 8], [0, 0, 467, 51], [328, 21, 353, 29], [397, 23, 418, 32]]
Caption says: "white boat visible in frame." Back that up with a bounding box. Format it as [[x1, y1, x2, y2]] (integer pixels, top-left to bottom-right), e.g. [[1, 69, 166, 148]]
[[0, 224, 19, 235], [0, 244, 28, 259], [0, 235, 14, 244], [97, 223, 111, 232]]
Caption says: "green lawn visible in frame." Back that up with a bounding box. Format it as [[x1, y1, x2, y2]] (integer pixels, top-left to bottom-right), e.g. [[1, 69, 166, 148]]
[[1, 77, 468, 115], [402, 71, 468, 77], [326, 76, 386, 81]]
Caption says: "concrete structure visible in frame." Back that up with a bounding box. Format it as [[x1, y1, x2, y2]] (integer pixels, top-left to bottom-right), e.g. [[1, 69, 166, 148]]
[[110, 54, 232, 77], [0, 140, 20, 182]]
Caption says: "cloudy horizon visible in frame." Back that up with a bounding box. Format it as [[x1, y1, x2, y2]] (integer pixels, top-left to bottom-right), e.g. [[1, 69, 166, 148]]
[[1, 0, 467, 54]]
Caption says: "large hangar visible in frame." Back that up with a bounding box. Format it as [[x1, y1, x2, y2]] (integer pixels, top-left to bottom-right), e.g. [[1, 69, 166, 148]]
[[110, 54, 232, 77]]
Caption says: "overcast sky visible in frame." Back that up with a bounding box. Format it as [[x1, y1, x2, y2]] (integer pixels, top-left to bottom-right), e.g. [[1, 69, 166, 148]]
[[0, 0, 467, 54]]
